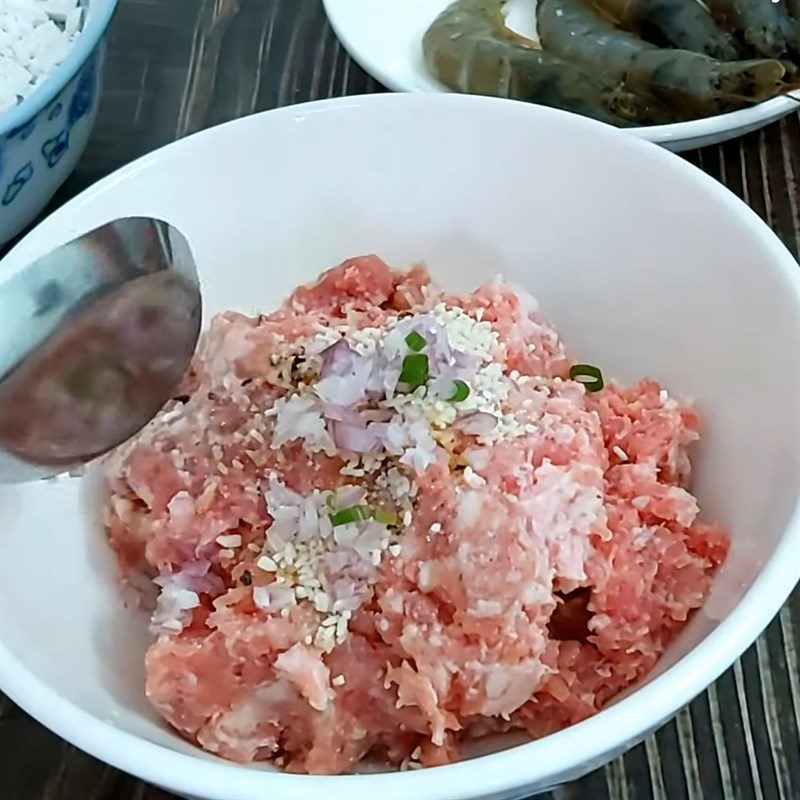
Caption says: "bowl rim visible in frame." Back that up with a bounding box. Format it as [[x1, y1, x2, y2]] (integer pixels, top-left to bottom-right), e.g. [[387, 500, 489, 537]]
[[1, 92, 798, 800], [0, 0, 119, 137]]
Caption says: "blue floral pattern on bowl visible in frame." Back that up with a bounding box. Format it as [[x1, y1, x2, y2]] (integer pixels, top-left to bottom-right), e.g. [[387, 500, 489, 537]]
[[5, 119, 36, 142], [0, 0, 118, 246], [3, 54, 97, 200], [68, 58, 96, 127], [41, 129, 71, 168], [2, 162, 34, 206]]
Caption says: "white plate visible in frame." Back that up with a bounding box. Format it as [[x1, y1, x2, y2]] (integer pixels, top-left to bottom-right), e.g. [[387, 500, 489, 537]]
[[323, 0, 800, 151]]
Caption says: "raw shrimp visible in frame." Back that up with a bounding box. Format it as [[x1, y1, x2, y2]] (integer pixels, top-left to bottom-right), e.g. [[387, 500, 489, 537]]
[[590, 0, 744, 61], [422, 0, 671, 125], [707, 0, 800, 60], [537, 0, 789, 117]]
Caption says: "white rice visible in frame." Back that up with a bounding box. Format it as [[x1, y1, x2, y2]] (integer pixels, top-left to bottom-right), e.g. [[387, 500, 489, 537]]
[[0, 0, 84, 116]]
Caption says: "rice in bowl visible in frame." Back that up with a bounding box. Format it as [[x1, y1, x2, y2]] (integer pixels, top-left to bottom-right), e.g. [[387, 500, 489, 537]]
[[0, 0, 84, 115]]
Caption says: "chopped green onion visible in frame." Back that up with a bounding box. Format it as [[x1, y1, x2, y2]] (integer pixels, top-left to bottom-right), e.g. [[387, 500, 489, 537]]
[[405, 331, 426, 352], [399, 353, 429, 389], [569, 363, 604, 393], [330, 505, 372, 526], [448, 379, 470, 402], [373, 508, 398, 526]]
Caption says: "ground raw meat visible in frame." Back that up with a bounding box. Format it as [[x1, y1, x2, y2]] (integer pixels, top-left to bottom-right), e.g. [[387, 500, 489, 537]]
[[103, 255, 728, 774]]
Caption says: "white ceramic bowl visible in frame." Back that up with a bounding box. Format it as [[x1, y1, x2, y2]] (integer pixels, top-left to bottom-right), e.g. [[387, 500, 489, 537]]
[[0, 94, 798, 800]]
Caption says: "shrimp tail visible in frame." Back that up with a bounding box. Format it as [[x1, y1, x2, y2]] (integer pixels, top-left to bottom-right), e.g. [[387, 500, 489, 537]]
[[625, 52, 790, 114], [538, 0, 791, 117], [707, 0, 800, 60], [589, 0, 745, 62], [711, 59, 792, 102]]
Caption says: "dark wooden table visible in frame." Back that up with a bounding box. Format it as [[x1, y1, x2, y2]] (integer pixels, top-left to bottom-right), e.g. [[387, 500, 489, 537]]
[[1, 1, 798, 798]]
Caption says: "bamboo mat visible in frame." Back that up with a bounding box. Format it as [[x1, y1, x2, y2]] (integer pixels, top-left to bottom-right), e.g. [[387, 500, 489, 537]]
[[1, 1, 798, 798]]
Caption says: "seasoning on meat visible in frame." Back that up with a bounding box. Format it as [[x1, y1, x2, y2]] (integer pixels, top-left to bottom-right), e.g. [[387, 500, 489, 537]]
[[103, 255, 728, 774]]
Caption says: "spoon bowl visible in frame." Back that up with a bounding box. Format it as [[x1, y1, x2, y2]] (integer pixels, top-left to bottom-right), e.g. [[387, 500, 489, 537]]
[[0, 217, 201, 482]]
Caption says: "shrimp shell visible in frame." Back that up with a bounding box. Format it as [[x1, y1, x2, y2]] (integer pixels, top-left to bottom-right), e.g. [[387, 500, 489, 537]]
[[537, 0, 790, 117], [422, 0, 670, 125], [590, 0, 744, 61], [707, 0, 800, 60]]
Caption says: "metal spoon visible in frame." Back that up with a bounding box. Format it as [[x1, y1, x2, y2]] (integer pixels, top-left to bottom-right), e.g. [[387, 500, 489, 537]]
[[0, 217, 201, 483]]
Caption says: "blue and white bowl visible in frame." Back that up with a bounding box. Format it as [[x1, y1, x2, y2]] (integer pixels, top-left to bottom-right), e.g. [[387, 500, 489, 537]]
[[0, 0, 118, 246]]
